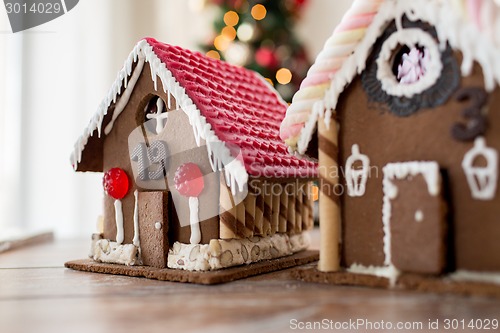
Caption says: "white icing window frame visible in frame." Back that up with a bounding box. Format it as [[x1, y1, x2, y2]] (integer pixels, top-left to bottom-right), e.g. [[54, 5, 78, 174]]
[[462, 137, 499, 200], [376, 28, 443, 98], [345, 144, 370, 197], [382, 161, 440, 268]]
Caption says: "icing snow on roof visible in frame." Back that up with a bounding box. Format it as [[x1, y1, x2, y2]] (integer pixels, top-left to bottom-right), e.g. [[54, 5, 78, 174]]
[[71, 38, 317, 193], [281, 0, 500, 154]]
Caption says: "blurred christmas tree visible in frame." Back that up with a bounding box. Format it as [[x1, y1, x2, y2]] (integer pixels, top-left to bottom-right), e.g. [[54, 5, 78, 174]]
[[200, 0, 311, 102]]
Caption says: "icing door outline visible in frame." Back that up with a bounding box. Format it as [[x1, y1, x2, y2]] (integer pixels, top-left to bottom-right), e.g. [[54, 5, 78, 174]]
[[382, 161, 447, 274]]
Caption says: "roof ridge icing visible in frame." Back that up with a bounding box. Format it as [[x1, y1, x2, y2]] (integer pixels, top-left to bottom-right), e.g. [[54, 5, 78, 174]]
[[281, 0, 500, 155]]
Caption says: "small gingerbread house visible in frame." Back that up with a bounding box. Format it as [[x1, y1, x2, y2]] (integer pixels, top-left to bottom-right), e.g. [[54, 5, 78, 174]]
[[70, 38, 317, 274], [281, 0, 500, 290]]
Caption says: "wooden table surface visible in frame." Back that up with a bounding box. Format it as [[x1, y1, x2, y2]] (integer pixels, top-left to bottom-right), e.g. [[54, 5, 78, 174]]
[[1, 229, 499, 333]]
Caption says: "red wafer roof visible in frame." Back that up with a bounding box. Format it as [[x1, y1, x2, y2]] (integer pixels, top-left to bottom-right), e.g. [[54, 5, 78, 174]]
[[145, 38, 317, 179]]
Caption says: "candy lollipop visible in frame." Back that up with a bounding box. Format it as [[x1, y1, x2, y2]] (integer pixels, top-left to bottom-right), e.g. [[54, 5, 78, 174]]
[[103, 168, 129, 245], [174, 163, 205, 244]]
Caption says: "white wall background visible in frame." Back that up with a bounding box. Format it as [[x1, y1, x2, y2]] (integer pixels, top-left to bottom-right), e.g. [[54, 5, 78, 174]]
[[0, 0, 350, 238]]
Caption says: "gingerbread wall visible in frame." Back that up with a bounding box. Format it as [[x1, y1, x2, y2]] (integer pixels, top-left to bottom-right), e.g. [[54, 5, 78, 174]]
[[336, 52, 500, 272]]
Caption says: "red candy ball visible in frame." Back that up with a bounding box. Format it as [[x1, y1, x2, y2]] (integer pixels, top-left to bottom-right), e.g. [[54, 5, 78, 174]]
[[103, 168, 129, 200], [174, 163, 205, 198]]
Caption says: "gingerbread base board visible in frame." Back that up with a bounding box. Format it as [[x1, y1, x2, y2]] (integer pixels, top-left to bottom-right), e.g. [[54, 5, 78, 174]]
[[293, 263, 500, 297], [65, 250, 319, 285]]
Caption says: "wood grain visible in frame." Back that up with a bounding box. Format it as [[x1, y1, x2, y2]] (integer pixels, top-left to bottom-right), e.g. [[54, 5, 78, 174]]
[[1, 230, 500, 333]]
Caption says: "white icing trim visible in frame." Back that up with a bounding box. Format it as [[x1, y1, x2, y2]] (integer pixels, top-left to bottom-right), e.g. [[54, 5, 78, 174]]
[[345, 144, 370, 197], [382, 161, 440, 270], [376, 28, 442, 98], [347, 263, 400, 287], [132, 190, 140, 247], [450, 270, 500, 285], [295, 0, 500, 154], [71, 40, 249, 194], [114, 199, 124, 245], [189, 196, 201, 245], [462, 137, 498, 200], [104, 58, 145, 135]]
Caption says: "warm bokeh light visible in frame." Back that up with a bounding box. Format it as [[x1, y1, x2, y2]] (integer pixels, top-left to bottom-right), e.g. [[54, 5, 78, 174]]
[[276, 68, 292, 84], [237, 23, 255, 42], [312, 184, 319, 201], [206, 50, 221, 60], [251, 4, 267, 20], [224, 10, 239, 26], [214, 35, 230, 51], [265, 78, 274, 86], [221, 26, 237, 40]]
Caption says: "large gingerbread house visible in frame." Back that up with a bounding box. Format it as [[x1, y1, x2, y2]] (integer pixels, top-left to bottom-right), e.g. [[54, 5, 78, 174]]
[[281, 0, 500, 293], [67, 38, 317, 280]]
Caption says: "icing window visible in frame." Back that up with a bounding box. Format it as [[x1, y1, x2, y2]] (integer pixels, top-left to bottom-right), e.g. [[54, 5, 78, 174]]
[[361, 19, 460, 117], [395, 46, 429, 84], [376, 28, 442, 98], [142, 95, 168, 135]]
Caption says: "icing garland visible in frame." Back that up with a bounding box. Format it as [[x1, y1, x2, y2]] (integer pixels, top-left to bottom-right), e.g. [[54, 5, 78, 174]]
[[361, 19, 460, 117]]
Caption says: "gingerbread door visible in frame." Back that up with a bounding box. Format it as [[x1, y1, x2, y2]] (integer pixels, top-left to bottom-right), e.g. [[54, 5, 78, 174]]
[[382, 162, 447, 274], [138, 191, 169, 268]]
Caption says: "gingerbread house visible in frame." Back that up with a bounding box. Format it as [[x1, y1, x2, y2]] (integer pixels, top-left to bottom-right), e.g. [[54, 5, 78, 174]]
[[281, 0, 500, 292], [67, 38, 317, 279]]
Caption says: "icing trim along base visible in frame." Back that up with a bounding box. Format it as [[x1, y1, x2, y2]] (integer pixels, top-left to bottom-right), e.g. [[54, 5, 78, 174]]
[[168, 232, 310, 271]]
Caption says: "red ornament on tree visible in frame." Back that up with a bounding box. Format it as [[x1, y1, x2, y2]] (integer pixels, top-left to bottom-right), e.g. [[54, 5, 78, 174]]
[[103, 168, 129, 200], [255, 47, 278, 69], [174, 163, 205, 197]]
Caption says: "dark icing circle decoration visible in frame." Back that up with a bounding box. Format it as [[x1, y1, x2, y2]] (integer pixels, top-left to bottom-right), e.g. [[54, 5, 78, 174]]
[[361, 18, 460, 117]]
